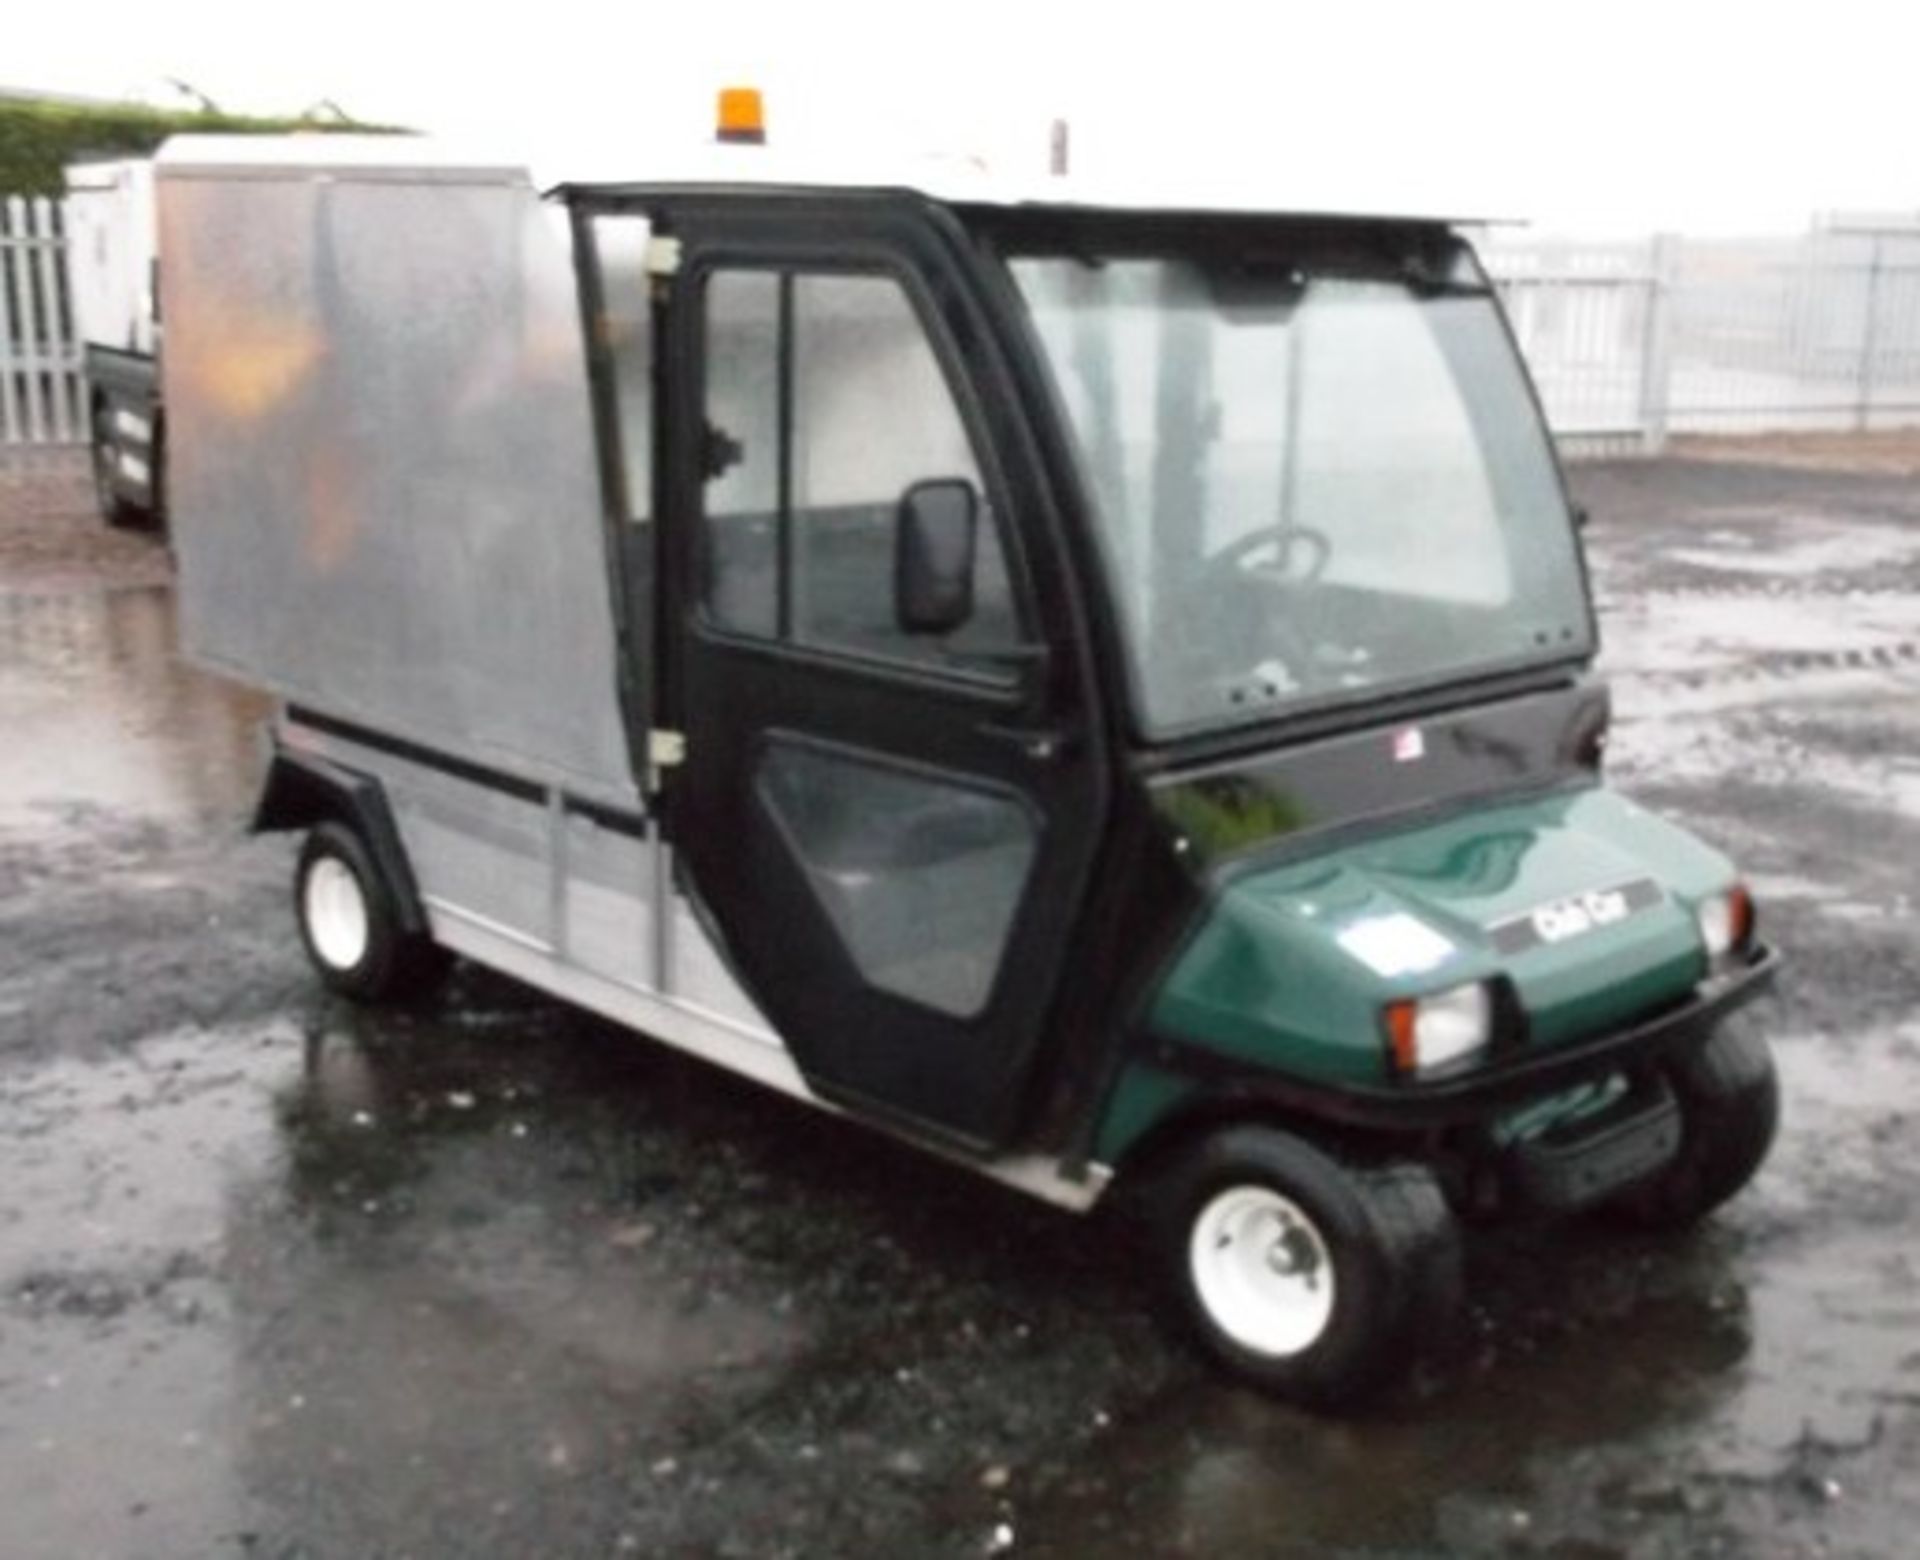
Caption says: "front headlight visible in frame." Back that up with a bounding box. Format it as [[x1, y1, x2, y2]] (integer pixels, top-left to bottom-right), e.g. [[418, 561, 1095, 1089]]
[[1384, 982, 1494, 1075], [1696, 885, 1755, 967]]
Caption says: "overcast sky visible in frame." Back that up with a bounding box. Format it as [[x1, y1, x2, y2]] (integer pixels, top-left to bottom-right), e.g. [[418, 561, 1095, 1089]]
[[12, 0, 1916, 235]]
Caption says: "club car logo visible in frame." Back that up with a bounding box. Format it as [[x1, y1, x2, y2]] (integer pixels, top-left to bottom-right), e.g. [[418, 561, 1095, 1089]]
[[1531, 889, 1629, 944], [1392, 727, 1425, 763], [1488, 879, 1663, 956]]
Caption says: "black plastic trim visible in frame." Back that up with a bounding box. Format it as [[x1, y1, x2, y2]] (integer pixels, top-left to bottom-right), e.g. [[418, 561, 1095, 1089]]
[[287, 706, 545, 805], [1153, 680, 1613, 878], [1501, 1075, 1681, 1212], [565, 798, 651, 840], [1144, 944, 1780, 1133], [251, 746, 429, 935], [283, 706, 652, 840]]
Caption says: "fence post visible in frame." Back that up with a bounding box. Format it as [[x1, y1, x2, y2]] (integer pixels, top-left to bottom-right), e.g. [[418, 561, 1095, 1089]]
[[1856, 232, 1885, 432], [1637, 233, 1678, 454], [0, 199, 19, 444], [34, 197, 75, 444]]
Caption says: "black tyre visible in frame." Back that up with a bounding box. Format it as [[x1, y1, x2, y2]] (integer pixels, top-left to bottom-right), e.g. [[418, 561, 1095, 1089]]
[[294, 822, 449, 1003], [1611, 1022, 1779, 1230], [91, 408, 139, 528], [1146, 1126, 1461, 1408], [148, 418, 168, 532]]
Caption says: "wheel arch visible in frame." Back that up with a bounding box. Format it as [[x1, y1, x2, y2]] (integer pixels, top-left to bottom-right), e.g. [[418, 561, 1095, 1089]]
[[1110, 1083, 1416, 1197], [255, 750, 428, 935]]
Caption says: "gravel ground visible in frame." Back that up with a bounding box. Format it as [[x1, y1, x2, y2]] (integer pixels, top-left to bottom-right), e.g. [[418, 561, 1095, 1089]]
[[1, 444, 1918, 1558]]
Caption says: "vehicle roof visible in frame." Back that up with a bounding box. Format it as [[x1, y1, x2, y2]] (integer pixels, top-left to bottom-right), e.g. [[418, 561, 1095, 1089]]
[[154, 134, 1498, 226], [64, 157, 153, 191]]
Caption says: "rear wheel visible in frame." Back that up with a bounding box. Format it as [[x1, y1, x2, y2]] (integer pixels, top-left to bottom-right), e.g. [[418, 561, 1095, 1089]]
[[1610, 1022, 1778, 1229], [294, 822, 449, 1003], [1147, 1126, 1460, 1408]]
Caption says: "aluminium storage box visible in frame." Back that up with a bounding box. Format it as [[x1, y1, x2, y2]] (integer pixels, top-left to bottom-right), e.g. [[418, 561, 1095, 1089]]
[[155, 136, 637, 800]]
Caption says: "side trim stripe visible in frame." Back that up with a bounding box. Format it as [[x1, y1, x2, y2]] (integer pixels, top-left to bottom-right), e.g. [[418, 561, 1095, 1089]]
[[287, 705, 650, 836]]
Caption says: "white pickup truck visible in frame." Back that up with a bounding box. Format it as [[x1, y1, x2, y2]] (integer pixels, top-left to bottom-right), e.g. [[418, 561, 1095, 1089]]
[[64, 157, 164, 526]]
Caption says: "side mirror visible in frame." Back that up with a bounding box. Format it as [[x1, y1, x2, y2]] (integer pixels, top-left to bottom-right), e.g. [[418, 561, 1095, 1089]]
[[895, 478, 979, 636]]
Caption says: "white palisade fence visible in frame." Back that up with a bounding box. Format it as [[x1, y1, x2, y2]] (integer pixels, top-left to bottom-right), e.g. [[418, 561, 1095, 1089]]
[[1485, 221, 1920, 453], [0, 196, 84, 447]]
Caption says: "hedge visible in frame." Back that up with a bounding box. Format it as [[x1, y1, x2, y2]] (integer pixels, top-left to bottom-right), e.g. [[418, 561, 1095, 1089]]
[[0, 98, 405, 196]]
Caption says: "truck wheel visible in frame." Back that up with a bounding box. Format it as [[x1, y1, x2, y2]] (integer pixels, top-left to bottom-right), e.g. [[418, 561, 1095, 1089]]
[[91, 407, 137, 528], [1611, 1023, 1779, 1230], [1147, 1126, 1460, 1408], [295, 822, 449, 1003], [148, 419, 168, 531]]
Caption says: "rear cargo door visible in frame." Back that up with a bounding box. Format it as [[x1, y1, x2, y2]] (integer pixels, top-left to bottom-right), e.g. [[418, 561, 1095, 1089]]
[[586, 199, 1109, 1148]]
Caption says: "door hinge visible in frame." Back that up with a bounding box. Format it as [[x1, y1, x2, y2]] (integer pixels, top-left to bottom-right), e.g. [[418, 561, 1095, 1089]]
[[648, 728, 687, 769], [645, 236, 683, 277]]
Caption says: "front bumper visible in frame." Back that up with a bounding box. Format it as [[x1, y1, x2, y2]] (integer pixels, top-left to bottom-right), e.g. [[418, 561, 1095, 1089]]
[[1500, 1073, 1682, 1211], [1148, 942, 1780, 1133]]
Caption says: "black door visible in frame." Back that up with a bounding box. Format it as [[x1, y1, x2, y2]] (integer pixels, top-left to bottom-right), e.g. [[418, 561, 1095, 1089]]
[[641, 202, 1108, 1147]]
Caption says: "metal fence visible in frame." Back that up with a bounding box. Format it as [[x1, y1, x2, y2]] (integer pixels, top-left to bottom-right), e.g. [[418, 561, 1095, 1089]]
[[1485, 223, 1920, 452], [7, 194, 1920, 454], [0, 196, 83, 447]]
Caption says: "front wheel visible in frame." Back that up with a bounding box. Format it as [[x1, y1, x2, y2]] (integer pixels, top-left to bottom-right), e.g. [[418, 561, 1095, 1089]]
[[1610, 1023, 1779, 1230], [294, 822, 449, 1003], [1146, 1127, 1461, 1408]]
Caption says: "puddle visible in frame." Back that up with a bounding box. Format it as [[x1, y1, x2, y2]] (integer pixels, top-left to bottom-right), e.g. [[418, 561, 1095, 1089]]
[[0, 587, 267, 835], [0, 1017, 812, 1560], [1601, 590, 1920, 680], [1663, 510, 1920, 581], [1009, 1281, 1756, 1555]]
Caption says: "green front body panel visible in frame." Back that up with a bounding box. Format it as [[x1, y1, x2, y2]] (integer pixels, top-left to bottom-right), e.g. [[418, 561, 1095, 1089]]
[[1097, 782, 1736, 1163]]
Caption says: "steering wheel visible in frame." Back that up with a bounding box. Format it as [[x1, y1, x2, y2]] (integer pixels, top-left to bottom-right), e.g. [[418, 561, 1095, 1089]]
[[1204, 524, 1332, 585], [1174, 524, 1333, 702]]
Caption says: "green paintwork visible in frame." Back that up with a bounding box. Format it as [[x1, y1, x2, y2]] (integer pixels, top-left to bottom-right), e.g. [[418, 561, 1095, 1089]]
[[1091, 1062, 1196, 1168], [1095, 781, 1737, 1166]]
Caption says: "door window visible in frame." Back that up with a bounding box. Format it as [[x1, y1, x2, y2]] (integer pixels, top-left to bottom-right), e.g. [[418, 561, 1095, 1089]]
[[756, 741, 1038, 1017], [702, 271, 783, 636], [701, 269, 1022, 674]]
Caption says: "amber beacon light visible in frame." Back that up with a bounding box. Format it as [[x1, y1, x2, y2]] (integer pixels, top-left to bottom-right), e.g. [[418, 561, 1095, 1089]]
[[716, 87, 767, 145]]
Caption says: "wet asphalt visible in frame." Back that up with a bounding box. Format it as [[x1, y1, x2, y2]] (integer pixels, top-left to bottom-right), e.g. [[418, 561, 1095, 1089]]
[[2, 447, 1919, 1558]]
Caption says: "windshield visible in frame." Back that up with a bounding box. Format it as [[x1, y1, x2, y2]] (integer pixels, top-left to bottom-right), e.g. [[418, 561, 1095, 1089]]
[[1009, 239, 1593, 738]]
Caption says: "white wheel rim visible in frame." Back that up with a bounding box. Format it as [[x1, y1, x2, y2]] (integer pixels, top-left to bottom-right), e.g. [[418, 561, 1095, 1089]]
[[304, 856, 371, 971], [1190, 1185, 1338, 1358]]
